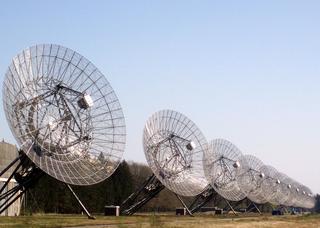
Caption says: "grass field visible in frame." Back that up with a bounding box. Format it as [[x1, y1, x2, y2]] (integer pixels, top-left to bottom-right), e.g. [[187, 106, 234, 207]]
[[0, 213, 319, 228]]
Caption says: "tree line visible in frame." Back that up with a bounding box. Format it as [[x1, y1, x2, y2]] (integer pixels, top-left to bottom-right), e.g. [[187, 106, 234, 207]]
[[22, 160, 180, 214], [22, 160, 318, 214]]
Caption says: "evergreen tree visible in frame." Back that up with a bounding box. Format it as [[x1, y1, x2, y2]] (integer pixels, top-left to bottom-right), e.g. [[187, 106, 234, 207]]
[[110, 161, 134, 205]]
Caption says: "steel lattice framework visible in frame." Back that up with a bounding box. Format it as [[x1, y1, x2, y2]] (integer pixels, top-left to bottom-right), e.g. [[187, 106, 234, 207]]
[[203, 140, 315, 209], [237, 154, 267, 204], [281, 175, 296, 206], [259, 165, 282, 205], [143, 110, 208, 196], [204, 139, 247, 201], [276, 172, 291, 206], [3, 44, 126, 185]]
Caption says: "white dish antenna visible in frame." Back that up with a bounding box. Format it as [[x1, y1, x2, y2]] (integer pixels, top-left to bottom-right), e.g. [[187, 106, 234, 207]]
[[143, 110, 208, 196], [3, 44, 126, 185], [204, 139, 247, 201], [237, 154, 267, 204]]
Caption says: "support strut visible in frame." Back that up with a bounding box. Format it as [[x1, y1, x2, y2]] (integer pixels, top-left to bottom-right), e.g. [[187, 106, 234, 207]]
[[0, 151, 94, 219], [66, 184, 95, 219], [246, 201, 262, 214], [174, 193, 193, 216], [189, 186, 216, 213], [120, 174, 165, 215], [120, 174, 197, 216], [223, 198, 237, 215]]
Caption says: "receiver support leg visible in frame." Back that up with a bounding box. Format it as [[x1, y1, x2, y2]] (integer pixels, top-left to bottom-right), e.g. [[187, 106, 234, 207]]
[[66, 184, 95, 220]]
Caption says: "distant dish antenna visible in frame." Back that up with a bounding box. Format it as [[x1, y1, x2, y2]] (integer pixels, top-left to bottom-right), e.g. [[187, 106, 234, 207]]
[[1, 44, 126, 217], [204, 139, 247, 202], [259, 165, 283, 205], [290, 182, 314, 209], [281, 176, 295, 207], [282, 177, 301, 207], [301, 186, 316, 209], [144, 110, 208, 196], [121, 110, 208, 215], [237, 154, 267, 204], [275, 172, 292, 206]]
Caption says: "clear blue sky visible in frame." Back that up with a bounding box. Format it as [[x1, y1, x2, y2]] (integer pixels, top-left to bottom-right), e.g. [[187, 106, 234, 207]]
[[0, 1, 319, 193]]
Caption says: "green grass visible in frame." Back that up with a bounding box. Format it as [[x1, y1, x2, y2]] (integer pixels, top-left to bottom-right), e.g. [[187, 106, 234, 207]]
[[0, 213, 319, 228]]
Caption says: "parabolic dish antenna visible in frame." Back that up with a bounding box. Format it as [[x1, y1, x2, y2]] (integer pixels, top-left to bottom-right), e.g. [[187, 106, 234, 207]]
[[3, 44, 126, 185], [304, 186, 315, 209], [293, 182, 310, 208], [237, 154, 267, 204], [259, 165, 282, 205], [303, 187, 315, 209], [276, 172, 291, 206], [204, 139, 247, 201], [298, 184, 309, 208], [283, 177, 302, 207], [280, 175, 296, 207], [143, 109, 208, 196], [292, 182, 304, 208]]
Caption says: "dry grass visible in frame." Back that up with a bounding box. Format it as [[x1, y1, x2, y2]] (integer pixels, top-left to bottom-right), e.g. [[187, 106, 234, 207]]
[[0, 213, 319, 228]]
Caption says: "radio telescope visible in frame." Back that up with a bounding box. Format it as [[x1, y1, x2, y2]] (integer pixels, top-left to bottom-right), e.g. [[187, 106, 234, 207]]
[[204, 139, 247, 202], [302, 187, 315, 209], [280, 176, 294, 207], [297, 184, 309, 208], [259, 165, 283, 205], [282, 177, 300, 207], [303, 186, 315, 209], [275, 172, 291, 206], [292, 182, 310, 208], [1, 44, 126, 216], [303, 186, 316, 209], [121, 110, 208, 215], [237, 154, 267, 205], [144, 110, 208, 196]]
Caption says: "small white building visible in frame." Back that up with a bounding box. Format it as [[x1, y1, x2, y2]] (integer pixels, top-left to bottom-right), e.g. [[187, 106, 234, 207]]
[[0, 140, 21, 216]]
